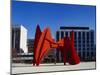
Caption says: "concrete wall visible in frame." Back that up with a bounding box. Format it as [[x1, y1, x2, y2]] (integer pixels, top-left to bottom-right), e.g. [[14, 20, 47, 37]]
[[20, 25, 28, 53]]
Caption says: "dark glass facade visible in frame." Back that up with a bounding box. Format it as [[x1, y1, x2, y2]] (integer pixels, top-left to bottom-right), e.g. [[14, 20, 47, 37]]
[[12, 27, 24, 53]]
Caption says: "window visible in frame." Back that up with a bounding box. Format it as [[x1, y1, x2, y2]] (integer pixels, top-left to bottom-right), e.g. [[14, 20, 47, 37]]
[[78, 44, 81, 47], [91, 52, 94, 56], [78, 32, 81, 39], [91, 31, 94, 38], [83, 43, 85, 47], [78, 40, 81, 43], [61, 31, 64, 38], [56, 31, 59, 41], [87, 44, 89, 47], [87, 52, 89, 56], [83, 52, 85, 57], [91, 47, 94, 50], [65, 32, 68, 37], [74, 32, 77, 40], [91, 39, 94, 43], [82, 32, 85, 39], [87, 32, 89, 41], [78, 47, 81, 50], [87, 40, 89, 43], [87, 48, 89, 50], [83, 48, 85, 50], [90, 31, 94, 42], [91, 44, 94, 47], [83, 40, 85, 43]]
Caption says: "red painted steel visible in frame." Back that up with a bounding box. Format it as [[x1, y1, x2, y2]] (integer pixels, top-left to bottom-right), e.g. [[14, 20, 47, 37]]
[[33, 25, 80, 66], [32, 25, 41, 66]]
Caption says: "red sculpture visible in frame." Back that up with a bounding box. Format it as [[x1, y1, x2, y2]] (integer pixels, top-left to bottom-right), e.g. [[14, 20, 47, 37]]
[[33, 25, 80, 66]]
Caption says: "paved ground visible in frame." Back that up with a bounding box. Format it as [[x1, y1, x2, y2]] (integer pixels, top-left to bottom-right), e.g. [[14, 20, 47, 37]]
[[11, 62, 96, 74]]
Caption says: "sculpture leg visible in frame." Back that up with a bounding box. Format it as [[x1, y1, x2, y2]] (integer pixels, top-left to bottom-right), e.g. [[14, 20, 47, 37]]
[[33, 59, 35, 66], [60, 47, 67, 65], [68, 31, 80, 65], [33, 25, 41, 66]]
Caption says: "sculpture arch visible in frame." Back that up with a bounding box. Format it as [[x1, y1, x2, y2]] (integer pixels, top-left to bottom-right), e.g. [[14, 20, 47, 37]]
[[33, 25, 80, 66]]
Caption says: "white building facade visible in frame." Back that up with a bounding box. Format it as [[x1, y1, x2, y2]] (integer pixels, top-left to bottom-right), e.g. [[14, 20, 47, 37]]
[[12, 25, 28, 53]]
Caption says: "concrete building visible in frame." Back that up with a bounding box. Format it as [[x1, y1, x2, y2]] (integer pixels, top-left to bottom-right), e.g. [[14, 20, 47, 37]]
[[27, 39, 34, 53], [42, 48, 56, 63], [12, 25, 28, 53], [56, 27, 96, 61]]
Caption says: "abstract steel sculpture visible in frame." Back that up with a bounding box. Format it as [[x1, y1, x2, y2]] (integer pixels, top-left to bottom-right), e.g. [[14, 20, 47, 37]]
[[33, 25, 80, 66]]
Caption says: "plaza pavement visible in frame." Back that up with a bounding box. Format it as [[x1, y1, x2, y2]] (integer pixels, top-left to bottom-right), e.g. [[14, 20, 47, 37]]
[[11, 62, 96, 74]]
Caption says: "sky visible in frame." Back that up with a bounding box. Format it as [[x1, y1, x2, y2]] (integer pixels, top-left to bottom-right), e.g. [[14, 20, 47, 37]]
[[12, 1, 96, 39]]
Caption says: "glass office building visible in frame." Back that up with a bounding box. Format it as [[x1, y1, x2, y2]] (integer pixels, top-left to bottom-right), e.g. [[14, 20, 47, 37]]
[[56, 27, 96, 61]]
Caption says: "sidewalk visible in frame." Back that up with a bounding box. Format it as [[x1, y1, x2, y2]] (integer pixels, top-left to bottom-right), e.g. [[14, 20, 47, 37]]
[[12, 62, 96, 74]]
